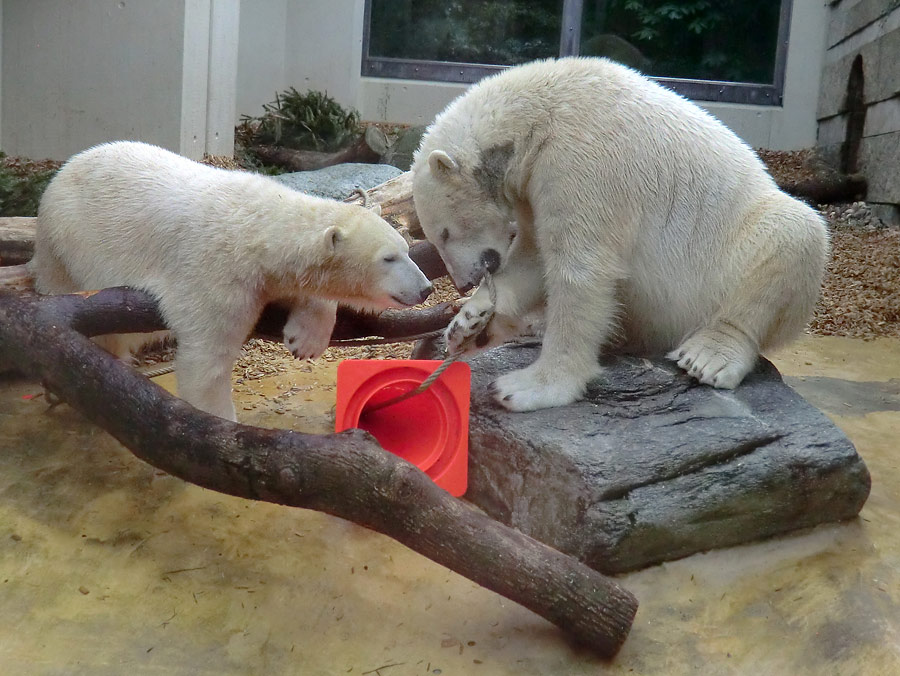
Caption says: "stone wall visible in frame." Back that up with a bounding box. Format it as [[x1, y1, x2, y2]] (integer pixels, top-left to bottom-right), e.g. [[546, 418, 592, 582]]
[[817, 0, 900, 220]]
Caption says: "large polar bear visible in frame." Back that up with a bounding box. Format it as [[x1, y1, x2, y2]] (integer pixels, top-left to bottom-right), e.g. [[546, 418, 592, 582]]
[[30, 141, 433, 421], [412, 57, 828, 412]]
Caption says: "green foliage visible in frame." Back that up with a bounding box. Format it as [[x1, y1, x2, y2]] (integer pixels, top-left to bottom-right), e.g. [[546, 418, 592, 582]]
[[594, 0, 782, 83], [0, 154, 58, 217], [241, 88, 362, 152], [369, 0, 560, 66]]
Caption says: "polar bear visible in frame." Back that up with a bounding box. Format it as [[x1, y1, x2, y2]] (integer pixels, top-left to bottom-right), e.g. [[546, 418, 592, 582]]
[[30, 141, 433, 421], [412, 57, 828, 412]]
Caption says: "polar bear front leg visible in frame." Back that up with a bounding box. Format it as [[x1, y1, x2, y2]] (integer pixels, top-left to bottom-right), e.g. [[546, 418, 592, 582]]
[[492, 262, 617, 412], [283, 297, 338, 360], [172, 304, 259, 422]]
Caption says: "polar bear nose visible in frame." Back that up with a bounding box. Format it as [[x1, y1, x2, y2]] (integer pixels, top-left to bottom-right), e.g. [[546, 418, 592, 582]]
[[416, 282, 434, 304], [481, 248, 501, 274]]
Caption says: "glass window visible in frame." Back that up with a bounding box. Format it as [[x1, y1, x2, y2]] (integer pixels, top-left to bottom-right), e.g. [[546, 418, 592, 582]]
[[368, 0, 563, 67], [580, 1, 782, 84], [362, 0, 791, 104]]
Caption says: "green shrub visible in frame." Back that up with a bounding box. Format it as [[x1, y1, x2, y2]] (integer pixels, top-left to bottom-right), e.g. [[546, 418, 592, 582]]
[[0, 154, 59, 217], [241, 88, 362, 153]]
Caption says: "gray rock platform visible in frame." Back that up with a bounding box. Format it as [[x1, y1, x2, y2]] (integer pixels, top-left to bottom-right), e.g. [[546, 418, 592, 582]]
[[273, 163, 403, 200], [464, 345, 871, 574]]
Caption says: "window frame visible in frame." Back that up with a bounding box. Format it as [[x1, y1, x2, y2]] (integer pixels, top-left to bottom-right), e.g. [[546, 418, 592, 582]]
[[361, 0, 793, 106]]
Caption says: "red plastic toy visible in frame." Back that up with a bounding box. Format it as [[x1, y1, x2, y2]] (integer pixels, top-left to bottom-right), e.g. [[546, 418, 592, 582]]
[[335, 360, 471, 496]]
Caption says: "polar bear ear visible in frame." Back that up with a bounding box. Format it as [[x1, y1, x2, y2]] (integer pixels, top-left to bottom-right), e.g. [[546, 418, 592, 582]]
[[369, 203, 382, 217], [324, 225, 343, 252], [428, 150, 459, 178]]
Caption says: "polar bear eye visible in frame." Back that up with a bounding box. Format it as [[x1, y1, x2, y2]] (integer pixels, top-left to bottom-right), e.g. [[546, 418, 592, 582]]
[[440, 228, 449, 243], [383, 254, 398, 263]]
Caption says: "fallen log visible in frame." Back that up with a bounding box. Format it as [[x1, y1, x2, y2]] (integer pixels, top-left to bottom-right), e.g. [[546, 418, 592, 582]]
[[250, 128, 384, 172], [0, 171, 436, 284], [0, 217, 38, 265], [344, 171, 423, 238], [778, 173, 867, 205], [0, 287, 638, 656], [0, 263, 33, 291], [0, 232, 446, 296]]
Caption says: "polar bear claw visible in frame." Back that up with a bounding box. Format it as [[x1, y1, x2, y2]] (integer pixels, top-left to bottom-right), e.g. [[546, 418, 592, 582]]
[[667, 327, 757, 389]]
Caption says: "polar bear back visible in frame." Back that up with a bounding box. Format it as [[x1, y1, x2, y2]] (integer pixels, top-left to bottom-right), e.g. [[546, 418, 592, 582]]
[[33, 141, 323, 297], [417, 57, 777, 243]]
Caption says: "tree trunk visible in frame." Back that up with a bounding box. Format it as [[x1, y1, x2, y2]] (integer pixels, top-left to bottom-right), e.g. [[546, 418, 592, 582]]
[[0, 288, 638, 657], [344, 171, 423, 238], [779, 173, 867, 205], [0, 217, 38, 265], [250, 132, 382, 172], [0, 173, 438, 286]]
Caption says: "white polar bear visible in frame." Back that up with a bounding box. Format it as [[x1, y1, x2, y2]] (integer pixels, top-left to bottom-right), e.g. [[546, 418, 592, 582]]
[[30, 141, 432, 421], [412, 57, 829, 412]]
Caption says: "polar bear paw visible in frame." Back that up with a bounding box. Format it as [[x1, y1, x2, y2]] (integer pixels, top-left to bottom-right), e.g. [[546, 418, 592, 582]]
[[446, 294, 496, 354], [490, 363, 586, 412], [667, 328, 757, 389], [283, 314, 333, 360]]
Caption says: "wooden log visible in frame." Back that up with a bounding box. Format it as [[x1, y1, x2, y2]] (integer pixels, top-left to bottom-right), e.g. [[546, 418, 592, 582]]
[[778, 173, 867, 205], [0, 288, 638, 657], [0, 217, 39, 265], [343, 171, 423, 238], [0, 239, 446, 299], [0, 264, 33, 292], [0, 174, 440, 283], [250, 132, 382, 172]]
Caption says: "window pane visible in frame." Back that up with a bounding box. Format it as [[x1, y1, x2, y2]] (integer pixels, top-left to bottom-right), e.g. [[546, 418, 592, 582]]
[[580, 0, 782, 84], [368, 0, 563, 66]]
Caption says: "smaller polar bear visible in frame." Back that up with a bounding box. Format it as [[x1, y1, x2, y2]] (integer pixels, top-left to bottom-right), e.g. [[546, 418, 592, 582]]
[[30, 141, 432, 421], [412, 57, 829, 412]]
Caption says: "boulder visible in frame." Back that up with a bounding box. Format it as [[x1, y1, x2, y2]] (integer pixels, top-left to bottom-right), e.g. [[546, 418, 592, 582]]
[[464, 345, 871, 574], [272, 163, 403, 200], [381, 126, 426, 171]]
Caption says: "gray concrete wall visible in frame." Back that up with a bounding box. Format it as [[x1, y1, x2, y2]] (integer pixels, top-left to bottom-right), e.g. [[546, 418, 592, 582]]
[[0, 0, 832, 160], [2, 0, 186, 158], [817, 0, 900, 209], [0, 0, 238, 161], [235, 0, 288, 120], [237, 0, 829, 152]]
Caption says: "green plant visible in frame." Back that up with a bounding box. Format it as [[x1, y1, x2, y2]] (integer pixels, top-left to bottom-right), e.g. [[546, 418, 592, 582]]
[[0, 153, 58, 217], [601, 0, 781, 83], [241, 88, 362, 153]]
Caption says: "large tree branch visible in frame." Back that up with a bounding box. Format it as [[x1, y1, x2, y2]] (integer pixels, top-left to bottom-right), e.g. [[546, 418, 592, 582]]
[[0, 288, 637, 656]]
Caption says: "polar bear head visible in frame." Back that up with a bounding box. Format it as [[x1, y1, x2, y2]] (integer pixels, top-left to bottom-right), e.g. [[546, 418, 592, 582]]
[[412, 146, 517, 291], [313, 204, 433, 312]]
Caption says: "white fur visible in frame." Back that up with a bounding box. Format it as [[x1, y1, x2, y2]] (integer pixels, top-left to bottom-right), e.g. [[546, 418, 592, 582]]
[[30, 141, 432, 421], [412, 57, 829, 412]]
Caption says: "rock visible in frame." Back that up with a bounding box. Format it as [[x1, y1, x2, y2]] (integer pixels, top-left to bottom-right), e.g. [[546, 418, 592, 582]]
[[381, 126, 426, 171], [463, 346, 871, 574], [272, 163, 403, 200]]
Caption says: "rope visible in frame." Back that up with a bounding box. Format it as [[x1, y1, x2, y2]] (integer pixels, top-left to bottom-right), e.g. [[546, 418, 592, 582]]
[[362, 267, 497, 415], [138, 363, 176, 378], [328, 329, 444, 347]]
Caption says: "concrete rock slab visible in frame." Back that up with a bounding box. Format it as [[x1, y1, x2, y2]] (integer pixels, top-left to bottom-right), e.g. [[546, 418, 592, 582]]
[[464, 345, 871, 574], [273, 163, 403, 200]]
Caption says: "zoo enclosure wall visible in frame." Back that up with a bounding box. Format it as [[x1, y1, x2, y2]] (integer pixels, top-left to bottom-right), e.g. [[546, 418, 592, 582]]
[[0, 0, 828, 161]]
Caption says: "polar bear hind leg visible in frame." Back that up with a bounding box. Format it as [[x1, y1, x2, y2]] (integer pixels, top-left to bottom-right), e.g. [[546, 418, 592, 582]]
[[668, 201, 827, 389], [28, 247, 77, 295]]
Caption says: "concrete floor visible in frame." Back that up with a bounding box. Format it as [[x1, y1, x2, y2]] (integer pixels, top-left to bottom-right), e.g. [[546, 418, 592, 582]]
[[0, 334, 898, 675]]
